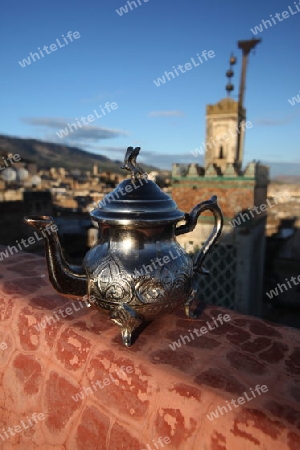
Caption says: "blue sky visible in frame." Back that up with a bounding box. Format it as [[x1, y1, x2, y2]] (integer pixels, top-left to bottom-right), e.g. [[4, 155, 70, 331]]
[[1, 0, 300, 169]]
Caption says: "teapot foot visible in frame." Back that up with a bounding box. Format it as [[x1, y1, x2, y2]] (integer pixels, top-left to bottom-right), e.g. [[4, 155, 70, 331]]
[[121, 328, 133, 347], [184, 288, 195, 319], [185, 289, 202, 319], [185, 308, 198, 320], [185, 296, 207, 319], [185, 305, 198, 319], [110, 304, 143, 347]]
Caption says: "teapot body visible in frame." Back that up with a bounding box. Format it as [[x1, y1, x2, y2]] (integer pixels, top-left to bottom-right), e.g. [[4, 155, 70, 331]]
[[83, 224, 194, 321], [24, 147, 223, 347]]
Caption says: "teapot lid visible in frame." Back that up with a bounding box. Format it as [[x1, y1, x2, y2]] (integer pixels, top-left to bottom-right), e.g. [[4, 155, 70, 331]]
[[90, 147, 185, 226]]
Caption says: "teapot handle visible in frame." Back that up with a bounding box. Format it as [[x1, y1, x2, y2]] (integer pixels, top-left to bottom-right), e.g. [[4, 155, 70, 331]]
[[175, 196, 223, 275]]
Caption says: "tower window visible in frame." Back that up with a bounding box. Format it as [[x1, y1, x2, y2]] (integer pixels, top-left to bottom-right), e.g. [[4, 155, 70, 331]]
[[219, 146, 224, 159]]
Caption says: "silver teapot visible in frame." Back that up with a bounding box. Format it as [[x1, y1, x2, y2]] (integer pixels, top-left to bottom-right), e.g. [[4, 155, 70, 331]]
[[24, 147, 223, 346]]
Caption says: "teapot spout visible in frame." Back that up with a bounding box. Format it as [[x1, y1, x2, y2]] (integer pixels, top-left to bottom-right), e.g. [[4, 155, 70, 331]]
[[24, 215, 87, 299]]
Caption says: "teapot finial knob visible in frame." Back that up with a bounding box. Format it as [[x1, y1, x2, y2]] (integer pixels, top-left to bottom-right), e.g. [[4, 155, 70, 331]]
[[121, 146, 147, 180]]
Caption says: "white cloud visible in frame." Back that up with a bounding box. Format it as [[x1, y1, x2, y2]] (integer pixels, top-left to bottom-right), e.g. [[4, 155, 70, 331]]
[[20, 117, 129, 142]]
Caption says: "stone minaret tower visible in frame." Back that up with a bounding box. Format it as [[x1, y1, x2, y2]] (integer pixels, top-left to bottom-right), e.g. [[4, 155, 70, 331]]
[[205, 40, 261, 175], [205, 98, 246, 174]]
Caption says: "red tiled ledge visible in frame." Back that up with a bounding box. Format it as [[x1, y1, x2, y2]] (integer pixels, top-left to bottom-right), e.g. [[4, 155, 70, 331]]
[[0, 249, 299, 450]]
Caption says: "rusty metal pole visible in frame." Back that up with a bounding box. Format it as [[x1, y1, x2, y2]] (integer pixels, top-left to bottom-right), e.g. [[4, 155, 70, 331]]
[[237, 38, 261, 108]]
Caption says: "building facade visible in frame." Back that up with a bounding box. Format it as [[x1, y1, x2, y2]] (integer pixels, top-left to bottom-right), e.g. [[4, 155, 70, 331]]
[[172, 97, 269, 316]]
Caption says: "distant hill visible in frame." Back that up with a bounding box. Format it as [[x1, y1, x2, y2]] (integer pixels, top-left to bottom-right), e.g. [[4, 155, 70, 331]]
[[271, 175, 300, 183], [0, 134, 157, 174], [0, 134, 298, 180], [261, 162, 300, 181]]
